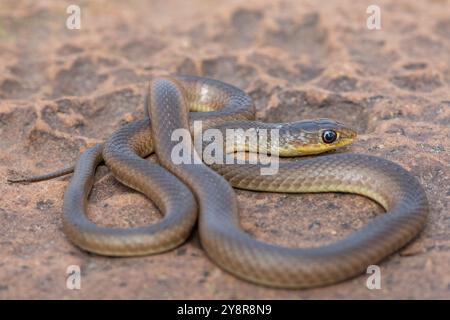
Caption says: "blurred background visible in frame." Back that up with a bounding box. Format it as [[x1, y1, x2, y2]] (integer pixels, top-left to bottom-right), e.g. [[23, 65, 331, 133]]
[[0, 0, 449, 299]]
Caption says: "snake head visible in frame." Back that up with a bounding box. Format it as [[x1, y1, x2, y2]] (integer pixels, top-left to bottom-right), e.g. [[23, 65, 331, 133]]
[[278, 118, 357, 156]]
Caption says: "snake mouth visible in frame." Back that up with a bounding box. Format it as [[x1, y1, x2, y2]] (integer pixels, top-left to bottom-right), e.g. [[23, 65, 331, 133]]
[[338, 132, 357, 147], [335, 127, 357, 146]]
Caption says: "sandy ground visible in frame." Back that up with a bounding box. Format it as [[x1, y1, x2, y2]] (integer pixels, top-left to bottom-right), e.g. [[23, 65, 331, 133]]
[[0, 0, 449, 299]]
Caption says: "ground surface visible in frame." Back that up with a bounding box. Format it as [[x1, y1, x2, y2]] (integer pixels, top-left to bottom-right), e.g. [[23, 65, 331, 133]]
[[0, 0, 449, 299]]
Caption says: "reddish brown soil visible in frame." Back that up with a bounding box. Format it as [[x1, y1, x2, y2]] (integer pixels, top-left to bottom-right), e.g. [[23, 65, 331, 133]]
[[0, 0, 449, 299]]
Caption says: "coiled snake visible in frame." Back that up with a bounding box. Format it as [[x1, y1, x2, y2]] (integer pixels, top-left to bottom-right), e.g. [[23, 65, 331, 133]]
[[9, 76, 428, 288]]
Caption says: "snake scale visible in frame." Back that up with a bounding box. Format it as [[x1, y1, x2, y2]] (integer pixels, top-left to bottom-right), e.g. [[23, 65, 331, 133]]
[[10, 76, 428, 288]]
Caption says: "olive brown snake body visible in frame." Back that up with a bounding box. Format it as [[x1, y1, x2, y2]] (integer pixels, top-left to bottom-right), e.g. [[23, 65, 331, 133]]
[[9, 76, 429, 288]]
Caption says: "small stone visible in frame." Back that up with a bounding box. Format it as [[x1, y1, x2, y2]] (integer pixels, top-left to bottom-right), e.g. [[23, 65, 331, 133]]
[[36, 200, 54, 211], [308, 221, 321, 230]]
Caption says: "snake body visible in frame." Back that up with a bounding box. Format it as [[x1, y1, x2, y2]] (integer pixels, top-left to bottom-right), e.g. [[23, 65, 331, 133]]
[[14, 76, 429, 288]]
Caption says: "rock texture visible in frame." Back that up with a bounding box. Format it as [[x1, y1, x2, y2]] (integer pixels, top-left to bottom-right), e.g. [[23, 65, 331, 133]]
[[0, 0, 449, 299]]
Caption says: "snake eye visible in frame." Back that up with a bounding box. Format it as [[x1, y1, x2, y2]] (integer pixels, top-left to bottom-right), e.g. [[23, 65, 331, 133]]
[[322, 130, 337, 144]]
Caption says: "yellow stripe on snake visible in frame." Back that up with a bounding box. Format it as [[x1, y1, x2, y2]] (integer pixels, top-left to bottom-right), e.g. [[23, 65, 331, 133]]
[[9, 76, 428, 288]]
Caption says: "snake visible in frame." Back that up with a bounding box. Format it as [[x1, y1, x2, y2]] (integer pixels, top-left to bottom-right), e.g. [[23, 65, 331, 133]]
[[9, 76, 428, 288]]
